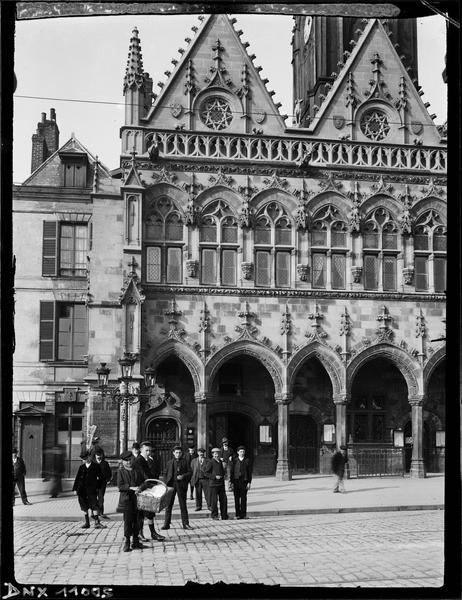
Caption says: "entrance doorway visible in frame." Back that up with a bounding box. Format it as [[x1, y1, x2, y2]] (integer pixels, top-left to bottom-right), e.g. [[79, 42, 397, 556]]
[[289, 415, 318, 473], [146, 418, 179, 474], [21, 418, 43, 478], [209, 413, 255, 457]]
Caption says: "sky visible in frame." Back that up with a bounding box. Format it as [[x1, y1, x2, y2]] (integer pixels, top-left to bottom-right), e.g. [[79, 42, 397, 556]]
[[12, 13, 447, 184]]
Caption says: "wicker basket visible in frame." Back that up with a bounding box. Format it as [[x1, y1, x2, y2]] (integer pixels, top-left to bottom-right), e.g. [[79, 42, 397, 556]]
[[136, 479, 173, 513]]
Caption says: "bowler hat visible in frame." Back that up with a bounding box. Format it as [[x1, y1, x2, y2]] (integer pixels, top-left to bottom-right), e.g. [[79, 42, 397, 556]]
[[197, 448, 205, 453], [222, 437, 228, 443], [132, 442, 140, 450], [211, 447, 220, 453], [120, 450, 133, 461]]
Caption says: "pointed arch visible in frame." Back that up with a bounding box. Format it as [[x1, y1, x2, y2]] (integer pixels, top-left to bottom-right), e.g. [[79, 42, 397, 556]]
[[206, 340, 284, 397], [307, 191, 349, 217], [347, 344, 420, 398], [287, 342, 345, 397], [252, 189, 298, 215], [423, 346, 445, 391], [196, 188, 241, 215], [148, 340, 203, 394]]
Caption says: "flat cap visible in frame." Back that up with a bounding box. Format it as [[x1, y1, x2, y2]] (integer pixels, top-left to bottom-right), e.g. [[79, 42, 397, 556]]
[[237, 445, 246, 451], [173, 445, 182, 452], [197, 448, 206, 453], [132, 442, 140, 450], [120, 450, 133, 461], [211, 447, 221, 453], [222, 437, 228, 443], [140, 440, 152, 447]]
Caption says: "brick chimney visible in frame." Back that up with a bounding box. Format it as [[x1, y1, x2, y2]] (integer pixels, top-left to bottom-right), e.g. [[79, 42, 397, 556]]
[[31, 108, 60, 173]]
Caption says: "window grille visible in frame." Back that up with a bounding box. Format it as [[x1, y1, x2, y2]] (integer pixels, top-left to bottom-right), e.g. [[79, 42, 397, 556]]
[[255, 225, 271, 245], [382, 231, 398, 249], [414, 256, 428, 291], [364, 254, 378, 290], [331, 230, 346, 247], [311, 229, 327, 247], [331, 253, 346, 289], [145, 217, 163, 240], [221, 249, 237, 286], [434, 257, 446, 292], [201, 249, 216, 285], [255, 251, 271, 286], [166, 247, 182, 283], [200, 221, 217, 243], [221, 222, 238, 243], [382, 255, 397, 291], [433, 231, 447, 252], [275, 251, 291, 287], [146, 247, 162, 283], [312, 253, 326, 288], [165, 216, 183, 241], [414, 232, 429, 251], [275, 223, 292, 245], [363, 232, 379, 248]]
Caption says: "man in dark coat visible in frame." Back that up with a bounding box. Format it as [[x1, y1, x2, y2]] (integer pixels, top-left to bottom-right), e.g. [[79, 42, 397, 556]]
[[230, 445, 252, 519], [89, 436, 105, 460], [72, 450, 105, 528], [12, 448, 31, 505], [132, 441, 165, 541], [184, 446, 198, 500], [190, 448, 211, 512], [161, 446, 193, 530], [205, 447, 228, 520], [331, 445, 348, 493], [94, 450, 112, 518], [218, 437, 235, 486], [116, 450, 147, 551]]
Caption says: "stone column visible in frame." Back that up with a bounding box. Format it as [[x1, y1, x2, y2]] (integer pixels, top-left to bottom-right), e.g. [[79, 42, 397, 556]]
[[410, 396, 426, 478], [195, 393, 209, 451], [275, 394, 292, 481], [333, 394, 349, 448]]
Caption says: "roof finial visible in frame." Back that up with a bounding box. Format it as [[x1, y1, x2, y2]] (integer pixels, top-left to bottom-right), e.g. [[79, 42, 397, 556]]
[[123, 26, 146, 93]]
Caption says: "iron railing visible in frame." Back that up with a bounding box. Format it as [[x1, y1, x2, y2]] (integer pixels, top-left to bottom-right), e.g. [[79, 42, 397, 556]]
[[348, 446, 405, 477]]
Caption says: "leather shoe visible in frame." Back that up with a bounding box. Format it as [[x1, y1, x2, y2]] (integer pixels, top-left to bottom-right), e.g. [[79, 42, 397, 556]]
[[152, 533, 165, 541], [138, 535, 149, 542], [160, 525, 170, 530], [101, 514, 110, 519], [183, 524, 193, 530], [211, 516, 219, 520], [23, 501, 32, 505], [194, 507, 202, 511], [131, 541, 147, 549]]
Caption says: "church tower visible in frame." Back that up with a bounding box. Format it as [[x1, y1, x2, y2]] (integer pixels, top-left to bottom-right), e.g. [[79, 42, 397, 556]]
[[292, 16, 418, 126]]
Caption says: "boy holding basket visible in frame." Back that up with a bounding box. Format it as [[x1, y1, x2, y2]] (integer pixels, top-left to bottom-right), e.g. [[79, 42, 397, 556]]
[[116, 450, 147, 552]]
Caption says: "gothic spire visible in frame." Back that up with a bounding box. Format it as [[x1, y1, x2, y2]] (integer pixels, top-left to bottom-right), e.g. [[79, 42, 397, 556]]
[[123, 27, 146, 92]]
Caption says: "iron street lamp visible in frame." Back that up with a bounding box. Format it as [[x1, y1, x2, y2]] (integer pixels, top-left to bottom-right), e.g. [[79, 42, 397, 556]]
[[96, 353, 156, 452]]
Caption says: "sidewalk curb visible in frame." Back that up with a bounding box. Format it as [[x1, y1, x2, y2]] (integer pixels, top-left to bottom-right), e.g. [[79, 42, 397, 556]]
[[14, 504, 443, 522]]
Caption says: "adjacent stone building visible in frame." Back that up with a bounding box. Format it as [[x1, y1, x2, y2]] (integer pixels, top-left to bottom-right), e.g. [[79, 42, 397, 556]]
[[13, 15, 446, 480]]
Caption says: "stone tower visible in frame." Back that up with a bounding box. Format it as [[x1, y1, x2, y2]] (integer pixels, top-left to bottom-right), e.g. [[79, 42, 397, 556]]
[[292, 17, 418, 126]]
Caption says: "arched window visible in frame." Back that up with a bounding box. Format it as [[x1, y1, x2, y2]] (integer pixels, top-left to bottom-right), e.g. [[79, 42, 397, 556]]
[[144, 197, 184, 284], [414, 210, 446, 293], [254, 202, 293, 288], [199, 201, 238, 287], [362, 207, 399, 291], [310, 206, 348, 290]]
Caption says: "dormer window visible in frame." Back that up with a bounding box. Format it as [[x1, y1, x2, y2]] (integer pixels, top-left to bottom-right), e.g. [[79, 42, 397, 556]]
[[59, 151, 88, 188]]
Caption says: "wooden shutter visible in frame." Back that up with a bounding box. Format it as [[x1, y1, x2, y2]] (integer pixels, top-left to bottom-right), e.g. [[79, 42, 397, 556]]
[[255, 251, 271, 286], [201, 249, 216, 285], [42, 221, 58, 276], [166, 247, 182, 283], [39, 301, 55, 361], [221, 249, 236, 286], [275, 251, 290, 287], [331, 253, 346, 289]]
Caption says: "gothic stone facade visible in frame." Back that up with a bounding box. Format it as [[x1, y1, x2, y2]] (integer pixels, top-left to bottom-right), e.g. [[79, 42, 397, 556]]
[[13, 16, 446, 480]]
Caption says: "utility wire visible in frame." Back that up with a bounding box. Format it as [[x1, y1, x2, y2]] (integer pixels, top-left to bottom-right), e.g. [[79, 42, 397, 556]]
[[14, 94, 444, 127], [418, 0, 460, 28]]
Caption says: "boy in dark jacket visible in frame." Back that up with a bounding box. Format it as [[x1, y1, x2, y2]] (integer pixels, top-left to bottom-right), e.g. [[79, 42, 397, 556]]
[[12, 448, 31, 505], [161, 446, 193, 530], [72, 450, 106, 529], [204, 447, 229, 520], [331, 445, 348, 493], [94, 450, 113, 518], [117, 450, 147, 551], [230, 445, 252, 519]]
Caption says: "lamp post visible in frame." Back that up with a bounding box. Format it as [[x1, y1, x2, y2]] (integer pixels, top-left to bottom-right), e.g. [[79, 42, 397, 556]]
[[96, 353, 155, 453]]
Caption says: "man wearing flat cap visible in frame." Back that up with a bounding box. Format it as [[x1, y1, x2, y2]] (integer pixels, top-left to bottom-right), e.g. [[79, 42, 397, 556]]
[[230, 446, 252, 519], [190, 448, 211, 512], [218, 437, 235, 488], [72, 450, 105, 529], [204, 447, 228, 520], [116, 449, 147, 551], [161, 446, 193, 530]]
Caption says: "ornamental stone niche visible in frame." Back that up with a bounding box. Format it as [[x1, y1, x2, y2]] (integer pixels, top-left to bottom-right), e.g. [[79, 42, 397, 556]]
[[241, 262, 254, 280], [350, 266, 362, 283], [186, 259, 199, 278], [402, 267, 414, 285], [297, 264, 309, 281]]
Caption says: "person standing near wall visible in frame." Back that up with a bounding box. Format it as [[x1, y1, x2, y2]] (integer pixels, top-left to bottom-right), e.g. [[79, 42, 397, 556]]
[[12, 448, 32, 505], [205, 447, 228, 521], [161, 446, 193, 531], [230, 445, 252, 519], [190, 448, 211, 512], [94, 450, 113, 518], [331, 445, 348, 493]]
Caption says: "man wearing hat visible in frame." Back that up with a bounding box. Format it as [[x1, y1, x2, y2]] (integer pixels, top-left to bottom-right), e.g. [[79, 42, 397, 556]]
[[218, 437, 235, 487], [132, 441, 165, 542], [116, 450, 147, 551], [12, 447, 31, 505], [204, 448, 228, 520], [72, 450, 106, 529], [230, 446, 253, 519], [89, 436, 105, 460], [161, 446, 193, 530], [331, 445, 348, 493], [190, 448, 211, 512]]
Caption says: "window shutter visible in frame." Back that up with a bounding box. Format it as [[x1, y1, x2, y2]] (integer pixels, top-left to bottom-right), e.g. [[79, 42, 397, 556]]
[[414, 256, 428, 291], [255, 251, 271, 286], [331, 253, 346, 289], [433, 257, 446, 292], [275, 251, 290, 286], [166, 247, 182, 284], [382, 255, 397, 291], [146, 247, 162, 282], [39, 301, 55, 361], [201, 249, 216, 284], [221, 249, 236, 286], [312, 253, 326, 288], [42, 221, 58, 276], [364, 254, 378, 290]]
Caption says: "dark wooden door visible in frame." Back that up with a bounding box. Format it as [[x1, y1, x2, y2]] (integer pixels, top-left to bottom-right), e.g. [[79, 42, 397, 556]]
[[209, 413, 254, 457], [146, 418, 179, 475], [289, 415, 318, 473], [21, 418, 43, 477]]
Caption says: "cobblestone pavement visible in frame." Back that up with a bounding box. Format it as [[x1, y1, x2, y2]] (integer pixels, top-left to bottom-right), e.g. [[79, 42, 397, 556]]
[[14, 510, 443, 587]]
